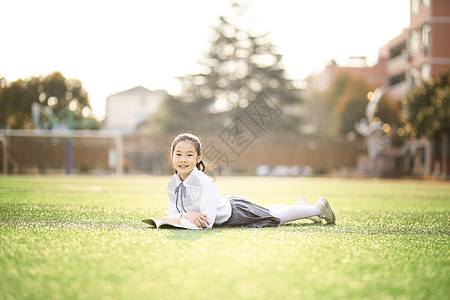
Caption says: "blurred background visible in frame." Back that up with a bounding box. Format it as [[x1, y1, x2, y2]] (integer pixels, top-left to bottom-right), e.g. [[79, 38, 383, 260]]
[[0, 0, 449, 179]]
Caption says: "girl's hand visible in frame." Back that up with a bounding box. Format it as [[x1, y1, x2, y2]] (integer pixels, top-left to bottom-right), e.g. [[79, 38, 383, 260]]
[[182, 212, 210, 228]]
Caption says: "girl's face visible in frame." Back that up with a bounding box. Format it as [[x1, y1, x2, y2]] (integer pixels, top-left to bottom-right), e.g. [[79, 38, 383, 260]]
[[171, 141, 202, 181]]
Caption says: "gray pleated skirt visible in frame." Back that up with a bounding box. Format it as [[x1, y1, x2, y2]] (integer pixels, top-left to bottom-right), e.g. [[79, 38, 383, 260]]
[[218, 195, 281, 228]]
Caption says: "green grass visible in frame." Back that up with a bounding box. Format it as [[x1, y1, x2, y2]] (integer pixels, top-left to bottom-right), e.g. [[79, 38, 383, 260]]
[[0, 176, 449, 300]]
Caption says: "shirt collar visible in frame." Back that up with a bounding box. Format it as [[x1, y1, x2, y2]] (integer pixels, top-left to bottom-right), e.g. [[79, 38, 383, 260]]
[[175, 166, 199, 187]]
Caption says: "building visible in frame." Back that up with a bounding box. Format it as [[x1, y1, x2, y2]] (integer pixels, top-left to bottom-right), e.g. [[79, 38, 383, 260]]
[[306, 56, 387, 93], [308, 0, 450, 101], [380, 0, 450, 101], [105, 86, 166, 133], [380, 0, 450, 178], [304, 0, 450, 177]]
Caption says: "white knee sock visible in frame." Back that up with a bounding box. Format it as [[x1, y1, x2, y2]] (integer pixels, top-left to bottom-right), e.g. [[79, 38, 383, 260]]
[[267, 205, 322, 225]]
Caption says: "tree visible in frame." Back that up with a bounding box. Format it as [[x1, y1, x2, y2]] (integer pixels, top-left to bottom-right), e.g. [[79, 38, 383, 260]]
[[0, 72, 99, 129], [0, 78, 37, 128], [322, 73, 399, 136], [143, 1, 301, 135], [401, 70, 449, 177], [401, 70, 450, 138]]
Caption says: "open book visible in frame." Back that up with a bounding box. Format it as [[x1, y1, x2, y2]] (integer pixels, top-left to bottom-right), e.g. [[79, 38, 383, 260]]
[[141, 218, 201, 229]]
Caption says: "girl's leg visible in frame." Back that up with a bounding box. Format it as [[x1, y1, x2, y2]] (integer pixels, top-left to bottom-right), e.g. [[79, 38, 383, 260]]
[[267, 197, 322, 224], [267, 197, 312, 210], [265, 205, 287, 210], [267, 205, 322, 225], [268, 197, 336, 225]]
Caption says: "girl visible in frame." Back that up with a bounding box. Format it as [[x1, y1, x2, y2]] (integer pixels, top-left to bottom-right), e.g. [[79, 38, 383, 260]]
[[160, 133, 335, 229]]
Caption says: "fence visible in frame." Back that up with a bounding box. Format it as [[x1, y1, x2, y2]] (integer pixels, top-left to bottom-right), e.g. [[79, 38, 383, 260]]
[[0, 130, 365, 176], [200, 134, 364, 175]]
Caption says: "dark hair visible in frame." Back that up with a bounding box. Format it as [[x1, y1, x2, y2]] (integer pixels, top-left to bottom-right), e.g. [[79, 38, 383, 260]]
[[170, 133, 206, 172]]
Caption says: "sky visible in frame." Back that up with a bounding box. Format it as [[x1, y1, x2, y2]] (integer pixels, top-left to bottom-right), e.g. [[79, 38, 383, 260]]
[[0, 0, 410, 120]]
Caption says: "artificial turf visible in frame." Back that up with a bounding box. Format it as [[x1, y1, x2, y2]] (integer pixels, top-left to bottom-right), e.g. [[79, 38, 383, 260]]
[[0, 176, 449, 299]]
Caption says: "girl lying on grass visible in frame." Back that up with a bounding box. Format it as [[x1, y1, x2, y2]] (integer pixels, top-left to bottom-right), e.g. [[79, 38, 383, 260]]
[[159, 133, 335, 229]]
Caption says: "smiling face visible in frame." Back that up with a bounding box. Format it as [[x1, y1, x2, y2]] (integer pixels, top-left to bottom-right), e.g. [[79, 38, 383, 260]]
[[171, 140, 202, 181]]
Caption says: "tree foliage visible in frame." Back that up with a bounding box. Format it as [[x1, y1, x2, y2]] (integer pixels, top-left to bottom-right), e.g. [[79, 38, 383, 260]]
[[330, 74, 369, 135], [322, 73, 400, 136], [143, 2, 301, 135], [0, 71, 99, 129], [401, 70, 450, 138]]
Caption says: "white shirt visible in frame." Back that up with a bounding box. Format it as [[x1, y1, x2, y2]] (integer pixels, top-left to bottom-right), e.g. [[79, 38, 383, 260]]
[[166, 167, 232, 229]]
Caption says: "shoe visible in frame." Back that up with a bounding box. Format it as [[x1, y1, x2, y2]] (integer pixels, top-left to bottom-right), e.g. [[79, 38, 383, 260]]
[[314, 197, 336, 224], [297, 197, 322, 224]]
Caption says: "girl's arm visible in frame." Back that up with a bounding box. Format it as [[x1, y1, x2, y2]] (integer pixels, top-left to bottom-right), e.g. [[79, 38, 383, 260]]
[[161, 213, 209, 228], [198, 181, 221, 229], [165, 179, 221, 229], [166, 191, 183, 219], [161, 214, 208, 229], [165, 191, 208, 229], [181, 212, 209, 228]]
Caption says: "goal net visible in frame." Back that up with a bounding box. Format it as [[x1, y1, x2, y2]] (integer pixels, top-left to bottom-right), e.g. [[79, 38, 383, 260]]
[[0, 129, 123, 175]]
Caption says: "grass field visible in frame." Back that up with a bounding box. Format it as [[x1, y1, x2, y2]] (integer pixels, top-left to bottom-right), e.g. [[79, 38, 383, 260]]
[[0, 175, 449, 300]]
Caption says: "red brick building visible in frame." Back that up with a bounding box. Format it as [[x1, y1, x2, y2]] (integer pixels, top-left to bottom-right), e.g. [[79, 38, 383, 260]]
[[306, 0, 450, 177], [308, 0, 450, 102], [380, 0, 450, 101]]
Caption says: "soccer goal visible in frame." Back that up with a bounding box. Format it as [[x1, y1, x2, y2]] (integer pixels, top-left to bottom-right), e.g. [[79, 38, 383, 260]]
[[0, 129, 124, 175]]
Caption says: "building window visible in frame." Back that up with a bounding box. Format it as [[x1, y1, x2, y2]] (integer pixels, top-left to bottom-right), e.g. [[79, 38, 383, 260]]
[[410, 68, 418, 89], [422, 24, 431, 50], [410, 30, 420, 53], [411, 0, 419, 14], [390, 41, 407, 59], [421, 63, 431, 81], [390, 72, 406, 86]]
